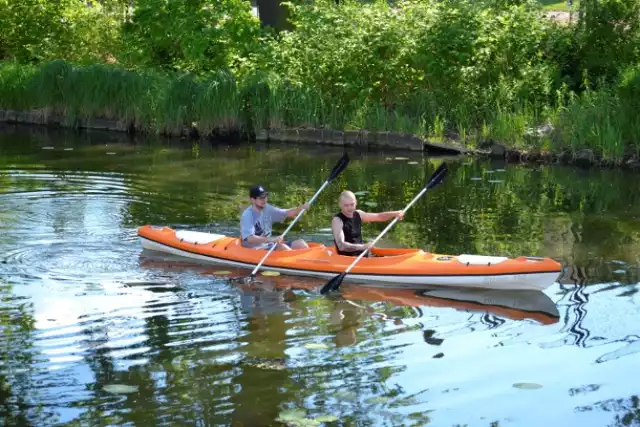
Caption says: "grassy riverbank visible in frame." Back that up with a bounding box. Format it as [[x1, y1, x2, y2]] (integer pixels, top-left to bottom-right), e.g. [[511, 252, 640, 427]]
[[1, 0, 640, 164], [2, 59, 639, 164]]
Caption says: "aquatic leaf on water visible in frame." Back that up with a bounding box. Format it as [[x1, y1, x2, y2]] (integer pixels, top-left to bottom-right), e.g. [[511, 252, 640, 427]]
[[277, 409, 307, 422], [103, 384, 139, 394], [390, 395, 419, 407], [341, 351, 368, 360], [277, 409, 325, 426], [286, 419, 320, 427], [305, 343, 329, 350], [408, 411, 432, 425], [262, 271, 280, 276], [365, 395, 391, 404], [513, 382, 543, 390], [315, 415, 339, 423], [279, 409, 307, 419]]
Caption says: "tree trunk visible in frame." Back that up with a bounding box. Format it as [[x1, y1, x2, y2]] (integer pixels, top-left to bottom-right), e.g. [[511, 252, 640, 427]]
[[255, 0, 292, 32]]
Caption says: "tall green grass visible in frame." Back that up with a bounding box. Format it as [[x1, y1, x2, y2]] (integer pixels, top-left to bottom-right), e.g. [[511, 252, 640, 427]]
[[552, 88, 635, 161], [0, 62, 37, 110], [194, 71, 240, 136], [0, 61, 242, 137], [1, 59, 640, 163]]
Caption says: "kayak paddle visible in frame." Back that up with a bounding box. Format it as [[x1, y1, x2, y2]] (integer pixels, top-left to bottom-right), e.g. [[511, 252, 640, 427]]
[[247, 152, 350, 280], [319, 162, 449, 294]]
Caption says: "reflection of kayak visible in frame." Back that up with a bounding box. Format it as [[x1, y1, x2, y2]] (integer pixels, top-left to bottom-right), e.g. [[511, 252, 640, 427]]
[[138, 257, 560, 325], [340, 286, 560, 325], [137, 225, 562, 291]]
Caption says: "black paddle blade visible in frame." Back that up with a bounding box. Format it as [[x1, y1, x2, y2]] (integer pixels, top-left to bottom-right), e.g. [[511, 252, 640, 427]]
[[320, 272, 347, 294], [327, 152, 350, 182], [426, 162, 448, 189]]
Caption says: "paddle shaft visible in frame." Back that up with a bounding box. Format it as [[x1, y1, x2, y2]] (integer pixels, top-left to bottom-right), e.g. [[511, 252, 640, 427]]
[[249, 179, 330, 276], [341, 185, 430, 274]]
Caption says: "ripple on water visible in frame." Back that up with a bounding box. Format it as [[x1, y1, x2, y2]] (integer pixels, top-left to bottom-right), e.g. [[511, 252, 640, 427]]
[[0, 277, 248, 410], [0, 170, 148, 200], [2, 243, 140, 283], [2, 144, 640, 427], [57, 281, 235, 331]]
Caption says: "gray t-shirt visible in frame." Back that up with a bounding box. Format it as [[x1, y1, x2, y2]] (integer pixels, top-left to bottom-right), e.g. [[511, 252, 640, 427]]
[[240, 204, 288, 248]]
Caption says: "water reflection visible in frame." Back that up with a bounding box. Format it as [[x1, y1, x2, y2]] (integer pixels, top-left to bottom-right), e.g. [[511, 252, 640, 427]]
[[576, 395, 640, 426], [138, 254, 561, 326], [1, 125, 640, 426], [0, 281, 44, 426]]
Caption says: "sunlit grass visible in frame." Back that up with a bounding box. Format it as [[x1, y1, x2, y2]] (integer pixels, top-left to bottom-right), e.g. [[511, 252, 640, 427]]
[[1, 60, 639, 163], [539, 0, 578, 11]]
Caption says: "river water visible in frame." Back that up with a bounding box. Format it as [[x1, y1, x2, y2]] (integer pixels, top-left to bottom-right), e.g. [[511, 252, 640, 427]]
[[1, 124, 639, 426]]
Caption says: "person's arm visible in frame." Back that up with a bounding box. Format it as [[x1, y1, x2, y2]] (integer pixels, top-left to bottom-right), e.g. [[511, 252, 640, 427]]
[[331, 216, 371, 252], [358, 209, 404, 223], [284, 203, 310, 219], [245, 234, 281, 245]]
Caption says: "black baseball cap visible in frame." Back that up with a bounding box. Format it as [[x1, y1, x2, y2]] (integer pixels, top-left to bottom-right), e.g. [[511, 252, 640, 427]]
[[249, 185, 268, 198]]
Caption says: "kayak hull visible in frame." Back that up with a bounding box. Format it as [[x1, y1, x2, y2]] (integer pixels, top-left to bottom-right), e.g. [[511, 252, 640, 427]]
[[137, 225, 562, 291], [138, 256, 561, 325]]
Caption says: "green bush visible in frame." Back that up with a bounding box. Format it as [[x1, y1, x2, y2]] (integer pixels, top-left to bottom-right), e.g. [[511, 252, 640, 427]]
[[118, 0, 263, 74], [0, 0, 121, 63], [248, 0, 561, 135], [574, 0, 640, 87], [1, 0, 640, 161]]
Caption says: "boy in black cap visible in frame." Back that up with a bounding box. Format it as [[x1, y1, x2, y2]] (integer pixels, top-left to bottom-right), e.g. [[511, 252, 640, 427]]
[[240, 185, 309, 250]]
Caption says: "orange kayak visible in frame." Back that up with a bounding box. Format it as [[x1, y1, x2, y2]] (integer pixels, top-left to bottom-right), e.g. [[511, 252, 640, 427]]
[[137, 225, 563, 291]]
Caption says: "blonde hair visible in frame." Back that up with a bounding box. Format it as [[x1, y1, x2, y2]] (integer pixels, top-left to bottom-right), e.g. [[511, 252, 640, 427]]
[[339, 190, 356, 203]]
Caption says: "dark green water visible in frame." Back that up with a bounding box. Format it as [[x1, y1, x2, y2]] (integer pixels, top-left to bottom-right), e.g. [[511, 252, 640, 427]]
[[1, 124, 639, 426]]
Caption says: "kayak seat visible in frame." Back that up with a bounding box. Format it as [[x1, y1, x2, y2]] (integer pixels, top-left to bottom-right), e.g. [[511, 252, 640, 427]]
[[223, 238, 325, 254], [325, 246, 419, 258], [176, 230, 226, 245], [372, 247, 421, 257], [457, 254, 508, 265]]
